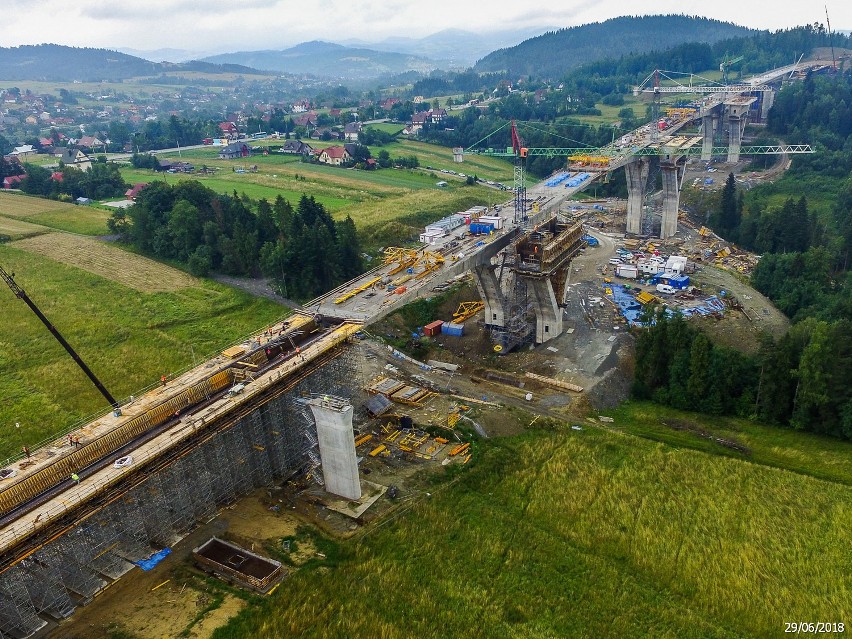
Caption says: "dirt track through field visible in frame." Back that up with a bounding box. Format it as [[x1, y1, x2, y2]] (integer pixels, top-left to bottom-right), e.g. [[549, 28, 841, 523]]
[[12, 233, 199, 292]]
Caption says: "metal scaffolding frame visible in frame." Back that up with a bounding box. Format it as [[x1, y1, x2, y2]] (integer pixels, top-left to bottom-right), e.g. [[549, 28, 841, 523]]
[[0, 341, 365, 636]]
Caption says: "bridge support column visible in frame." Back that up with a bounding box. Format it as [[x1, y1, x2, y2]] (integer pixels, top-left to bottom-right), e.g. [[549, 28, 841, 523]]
[[307, 396, 360, 501], [660, 161, 683, 239], [759, 89, 774, 122], [473, 265, 506, 330], [625, 158, 650, 235], [727, 114, 745, 163], [524, 277, 563, 344], [701, 112, 719, 161]]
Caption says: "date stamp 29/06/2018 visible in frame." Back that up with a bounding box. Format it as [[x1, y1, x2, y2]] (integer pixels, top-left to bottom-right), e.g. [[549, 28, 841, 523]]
[[784, 622, 845, 634]]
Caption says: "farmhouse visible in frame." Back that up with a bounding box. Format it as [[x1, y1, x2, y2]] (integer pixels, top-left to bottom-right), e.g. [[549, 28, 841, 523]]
[[56, 148, 92, 171], [10, 145, 37, 159], [279, 140, 314, 155], [125, 183, 146, 200], [318, 146, 352, 166], [218, 122, 239, 138], [344, 122, 362, 142], [218, 142, 251, 159]]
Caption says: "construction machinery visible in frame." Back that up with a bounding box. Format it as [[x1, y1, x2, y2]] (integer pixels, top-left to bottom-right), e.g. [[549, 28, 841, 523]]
[[383, 247, 420, 275], [1, 265, 119, 409], [452, 301, 485, 323]]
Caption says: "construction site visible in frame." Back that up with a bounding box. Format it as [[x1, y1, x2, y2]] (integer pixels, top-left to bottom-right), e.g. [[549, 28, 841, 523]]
[[0, 58, 821, 638]]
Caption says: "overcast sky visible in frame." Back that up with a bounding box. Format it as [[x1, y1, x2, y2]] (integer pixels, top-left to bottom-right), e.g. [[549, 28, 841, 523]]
[[1, 0, 848, 54]]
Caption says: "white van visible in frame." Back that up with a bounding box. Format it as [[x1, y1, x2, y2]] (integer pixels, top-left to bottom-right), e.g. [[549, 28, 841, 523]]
[[656, 284, 676, 295], [608, 258, 623, 265]]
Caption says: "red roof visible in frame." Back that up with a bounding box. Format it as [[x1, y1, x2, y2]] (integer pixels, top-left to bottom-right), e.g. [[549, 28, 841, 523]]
[[322, 146, 346, 159], [50, 172, 63, 182], [2, 175, 26, 188]]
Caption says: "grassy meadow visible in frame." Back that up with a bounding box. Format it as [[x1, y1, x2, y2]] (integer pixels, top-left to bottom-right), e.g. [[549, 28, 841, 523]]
[[0, 191, 111, 235], [0, 242, 285, 459], [211, 419, 851, 639]]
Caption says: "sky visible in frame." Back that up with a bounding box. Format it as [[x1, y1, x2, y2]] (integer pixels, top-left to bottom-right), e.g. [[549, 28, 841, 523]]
[[1, 0, 849, 54]]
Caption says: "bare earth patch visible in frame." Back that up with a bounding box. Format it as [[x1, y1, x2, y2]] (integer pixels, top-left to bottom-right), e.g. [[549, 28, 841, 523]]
[[12, 233, 198, 292]]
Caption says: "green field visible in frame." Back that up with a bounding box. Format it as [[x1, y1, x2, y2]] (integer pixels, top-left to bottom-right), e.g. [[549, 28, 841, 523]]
[[0, 243, 285, 459], [212, 413, 851, 639], [119, 138, 512, 246], [0, 191, 112, 235]]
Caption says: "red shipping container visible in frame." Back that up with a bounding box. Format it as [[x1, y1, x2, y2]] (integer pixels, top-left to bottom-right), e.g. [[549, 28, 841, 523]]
[[424, 320, 444, 336]]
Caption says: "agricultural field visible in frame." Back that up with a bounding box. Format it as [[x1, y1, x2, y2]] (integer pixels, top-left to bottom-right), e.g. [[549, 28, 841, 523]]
[[119, 138, 512, 246], [211, 421, 851, 639], [0, 191, 111, 235], [0, 242, 285, 459], [0, 217, 50, 240]]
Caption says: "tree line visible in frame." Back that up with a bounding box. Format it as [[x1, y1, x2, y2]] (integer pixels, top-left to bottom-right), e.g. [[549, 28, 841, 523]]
[[109, 181, 363, 300]]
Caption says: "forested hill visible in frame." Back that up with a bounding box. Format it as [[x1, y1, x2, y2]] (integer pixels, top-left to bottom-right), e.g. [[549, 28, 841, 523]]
[[0, 44, 269, 81], [473, 15, 756, 78], [202, 41, 440, 80]]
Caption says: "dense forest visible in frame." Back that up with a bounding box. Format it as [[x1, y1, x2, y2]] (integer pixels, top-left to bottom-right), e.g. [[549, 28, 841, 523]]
[[474, 15, 753, 78], [109, 182, 363, 299], [636, 70, 852, 441]]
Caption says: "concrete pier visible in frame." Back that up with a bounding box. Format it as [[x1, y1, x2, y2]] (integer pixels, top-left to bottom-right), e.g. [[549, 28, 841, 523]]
[[307, 396, 361, 501], [660, 161, 683, 239], [625, 158, 650, 234], [473, 264, 506, 329]]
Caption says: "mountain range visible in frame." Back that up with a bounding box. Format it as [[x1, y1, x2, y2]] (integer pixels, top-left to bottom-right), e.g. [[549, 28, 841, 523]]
[[201, 41, 444, 80], [0, 44, 269, 82]]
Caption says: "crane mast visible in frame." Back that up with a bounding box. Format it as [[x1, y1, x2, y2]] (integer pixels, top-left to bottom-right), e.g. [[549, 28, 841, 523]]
[[510, 120, 528, 225], [1, 265, 119, 409]]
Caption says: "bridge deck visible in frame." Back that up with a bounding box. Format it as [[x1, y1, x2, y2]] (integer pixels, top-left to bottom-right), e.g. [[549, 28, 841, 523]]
[[0, 321, 360, 560]]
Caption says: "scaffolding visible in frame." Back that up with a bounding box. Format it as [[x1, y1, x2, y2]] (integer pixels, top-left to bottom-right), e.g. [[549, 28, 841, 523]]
[[0, 341, 365, 637]]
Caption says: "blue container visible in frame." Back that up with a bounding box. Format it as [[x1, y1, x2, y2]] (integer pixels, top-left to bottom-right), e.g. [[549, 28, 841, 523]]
[[469, 223, 494, 235], [441, 322, 464, 336]]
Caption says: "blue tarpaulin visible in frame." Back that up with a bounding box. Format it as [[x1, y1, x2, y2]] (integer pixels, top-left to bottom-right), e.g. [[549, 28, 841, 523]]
[[134, 547, 171, 571]]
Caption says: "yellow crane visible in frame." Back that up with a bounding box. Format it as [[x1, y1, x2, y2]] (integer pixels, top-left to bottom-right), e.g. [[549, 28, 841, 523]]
[[416, 251, 445, 279]]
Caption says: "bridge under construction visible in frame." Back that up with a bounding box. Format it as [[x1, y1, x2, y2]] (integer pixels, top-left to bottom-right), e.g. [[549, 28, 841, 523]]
[[0, 58, 825, 637]]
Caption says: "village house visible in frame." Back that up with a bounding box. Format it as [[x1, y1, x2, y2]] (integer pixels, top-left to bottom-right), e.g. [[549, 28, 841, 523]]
[[343, 122, 362, 142], [218, 142, 250, 159], [318, 146, 351, 166], [56, 148, 92, 171], [278, 140, 314, 155]]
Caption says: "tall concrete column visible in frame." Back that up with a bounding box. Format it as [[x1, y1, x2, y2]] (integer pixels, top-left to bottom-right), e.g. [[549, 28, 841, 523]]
[[660, 162, 681, 239], [625, 158, 649, 235], [701, 112, 718, 161], [727, 114, 745, 163], [473, 265, 506, 330], [759, 89, 774, 122], [525, 277, 562, 344], [307, 396, 361, 500]]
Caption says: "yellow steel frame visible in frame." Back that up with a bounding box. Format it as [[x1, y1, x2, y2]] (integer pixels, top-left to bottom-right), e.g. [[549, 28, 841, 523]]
[[383, 247, 420, 275], [452, 301, 485, 323], [334, 276, 382, 304]]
